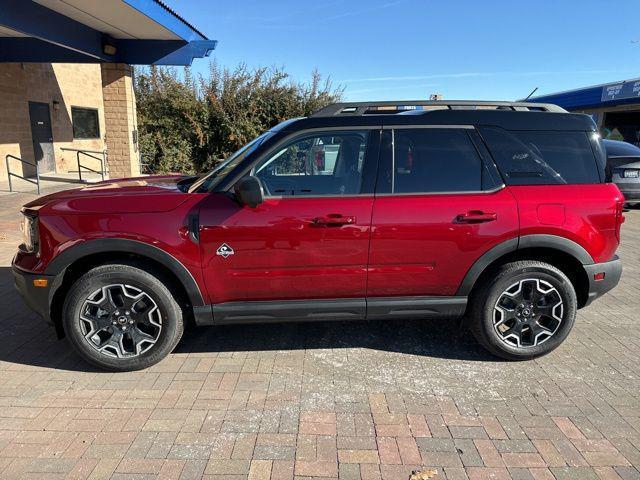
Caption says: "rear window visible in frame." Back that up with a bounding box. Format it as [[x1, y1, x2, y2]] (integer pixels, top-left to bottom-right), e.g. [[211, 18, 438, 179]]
[[479, 127, 601, 185]]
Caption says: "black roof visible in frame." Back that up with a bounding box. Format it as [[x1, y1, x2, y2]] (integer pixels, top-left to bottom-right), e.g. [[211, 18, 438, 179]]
[[281, 109, 597, 132]]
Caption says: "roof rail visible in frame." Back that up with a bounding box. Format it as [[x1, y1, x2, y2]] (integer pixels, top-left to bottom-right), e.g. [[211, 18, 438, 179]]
[[311, 100, 567, 117]]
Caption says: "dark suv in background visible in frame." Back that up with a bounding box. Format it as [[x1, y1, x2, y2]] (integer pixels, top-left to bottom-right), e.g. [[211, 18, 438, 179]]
[[604, 138, 640, 206], [13, 101, 624, 371]]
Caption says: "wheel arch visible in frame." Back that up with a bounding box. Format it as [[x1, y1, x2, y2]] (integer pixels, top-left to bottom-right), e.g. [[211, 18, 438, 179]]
[[47, 239, 205, 337], [457, 235, 592, 308]]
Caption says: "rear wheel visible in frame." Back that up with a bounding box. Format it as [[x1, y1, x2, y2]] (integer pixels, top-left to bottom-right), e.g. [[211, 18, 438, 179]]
[[62, 263, 184, 371], [470, 261, 577, 360]]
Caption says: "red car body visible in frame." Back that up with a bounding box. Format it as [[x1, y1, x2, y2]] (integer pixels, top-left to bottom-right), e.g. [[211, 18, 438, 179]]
[[12, 104, 624, 357]]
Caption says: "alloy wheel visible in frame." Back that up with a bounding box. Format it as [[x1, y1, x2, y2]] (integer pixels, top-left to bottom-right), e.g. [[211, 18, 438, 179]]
[[493, 278, 563, 348], [79, 284, 162, 358]]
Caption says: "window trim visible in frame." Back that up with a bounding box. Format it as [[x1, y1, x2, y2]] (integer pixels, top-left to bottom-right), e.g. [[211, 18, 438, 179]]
[[382, 124, 475, 130], [71, 106, 100, 140], [226, 126, 382, 199], [377, 126, 505, 197]]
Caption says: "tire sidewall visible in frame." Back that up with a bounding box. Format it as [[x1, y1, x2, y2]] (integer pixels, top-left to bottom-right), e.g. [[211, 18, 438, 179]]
[[479, 264, 577, 359], [63, 265, 183, 371]]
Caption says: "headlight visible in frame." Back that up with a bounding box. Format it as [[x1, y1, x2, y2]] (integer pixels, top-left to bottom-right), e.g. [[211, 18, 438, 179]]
[[20, 214, 39, 253]]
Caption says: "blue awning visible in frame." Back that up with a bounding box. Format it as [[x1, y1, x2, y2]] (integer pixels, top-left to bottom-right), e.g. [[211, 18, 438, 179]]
[[526, 78, 640, 111], [0, 0, 217, 66]]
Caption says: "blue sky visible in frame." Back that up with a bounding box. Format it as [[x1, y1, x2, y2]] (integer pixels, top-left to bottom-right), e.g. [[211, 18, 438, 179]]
[[163, 0, 638, 101]]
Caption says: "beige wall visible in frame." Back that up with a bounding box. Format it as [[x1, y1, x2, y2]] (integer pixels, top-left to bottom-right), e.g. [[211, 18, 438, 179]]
[[101, 63, 140, 179], [0, 63, 106, 179]]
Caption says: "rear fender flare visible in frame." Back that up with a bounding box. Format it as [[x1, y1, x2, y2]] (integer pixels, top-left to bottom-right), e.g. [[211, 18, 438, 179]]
[[456, 234, 593, 296]]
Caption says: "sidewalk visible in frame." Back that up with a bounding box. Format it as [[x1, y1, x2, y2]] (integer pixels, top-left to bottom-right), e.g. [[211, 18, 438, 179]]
[[0, 187, 638, 479]]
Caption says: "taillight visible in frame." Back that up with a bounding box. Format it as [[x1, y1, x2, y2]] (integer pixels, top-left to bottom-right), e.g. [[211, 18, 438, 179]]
[[615, 200, 625, 241]]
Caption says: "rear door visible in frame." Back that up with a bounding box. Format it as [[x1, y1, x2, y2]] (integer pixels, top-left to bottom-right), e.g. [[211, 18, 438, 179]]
[[199, 128, 380, 318], [367, 126, 519, 301]]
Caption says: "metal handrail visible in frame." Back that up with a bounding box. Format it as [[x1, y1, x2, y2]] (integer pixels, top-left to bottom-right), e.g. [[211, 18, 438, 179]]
[[139, 153, 156, 175], [5, 154, 40, 194], [60, 148, 108, 182]]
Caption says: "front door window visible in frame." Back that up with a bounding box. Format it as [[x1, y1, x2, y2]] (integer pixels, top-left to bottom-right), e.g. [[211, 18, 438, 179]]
[[254, 131, 368, 196]]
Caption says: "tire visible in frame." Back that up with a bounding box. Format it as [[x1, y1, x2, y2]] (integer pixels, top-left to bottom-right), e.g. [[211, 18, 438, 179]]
[[62, 263, 184, 371], [469, 261, 577, 360]]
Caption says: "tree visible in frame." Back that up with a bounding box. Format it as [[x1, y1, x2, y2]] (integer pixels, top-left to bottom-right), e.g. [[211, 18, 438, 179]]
[[135, 63, 343, 174]]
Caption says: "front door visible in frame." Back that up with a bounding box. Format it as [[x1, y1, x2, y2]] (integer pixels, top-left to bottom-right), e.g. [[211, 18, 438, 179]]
[[199, 128, 380, 322], [28, 101, 55, 174], [367, 127, 519, 298]]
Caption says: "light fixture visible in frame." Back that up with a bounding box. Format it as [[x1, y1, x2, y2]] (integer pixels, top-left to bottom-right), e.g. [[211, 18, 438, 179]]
[[52, 100, 60, 110], [103, 43, 117, 56]]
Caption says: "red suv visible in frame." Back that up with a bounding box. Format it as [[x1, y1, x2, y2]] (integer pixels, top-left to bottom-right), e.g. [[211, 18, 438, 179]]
[[13, 101, 624, 371]]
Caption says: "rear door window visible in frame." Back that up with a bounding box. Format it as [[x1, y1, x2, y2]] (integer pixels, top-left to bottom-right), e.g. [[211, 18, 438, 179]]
[[479, 127, 601, 185], [390, 128, 497, 193]]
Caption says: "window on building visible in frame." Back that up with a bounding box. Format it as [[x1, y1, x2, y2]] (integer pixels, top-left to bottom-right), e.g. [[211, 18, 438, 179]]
[[479, 127, 601, 185], [392, 129, 487, 193], [254, 131, 368, 196], [602, 111, 640, 148], [71, 107, 100, 139]]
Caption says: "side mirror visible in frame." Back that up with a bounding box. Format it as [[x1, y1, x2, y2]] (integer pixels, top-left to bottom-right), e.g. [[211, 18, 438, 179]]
[[234, 175, 264, 208]]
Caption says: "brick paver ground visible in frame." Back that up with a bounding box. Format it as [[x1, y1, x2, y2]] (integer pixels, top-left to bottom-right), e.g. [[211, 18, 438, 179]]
[[0, 184, 638, 479]]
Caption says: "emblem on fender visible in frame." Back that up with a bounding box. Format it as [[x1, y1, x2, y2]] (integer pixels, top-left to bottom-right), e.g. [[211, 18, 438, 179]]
[[216, 243, 234, 258]]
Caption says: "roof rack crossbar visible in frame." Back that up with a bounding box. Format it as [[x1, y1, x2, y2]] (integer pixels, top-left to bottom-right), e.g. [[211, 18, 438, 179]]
[[311, 100, 567, 117]]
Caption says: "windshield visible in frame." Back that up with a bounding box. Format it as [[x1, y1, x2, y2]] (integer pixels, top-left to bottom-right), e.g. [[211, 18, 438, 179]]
[[189, 131, 273, 192]]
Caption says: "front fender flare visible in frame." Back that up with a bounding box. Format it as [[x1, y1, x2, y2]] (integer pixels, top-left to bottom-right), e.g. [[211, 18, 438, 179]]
[[45, 238, 205, 307]]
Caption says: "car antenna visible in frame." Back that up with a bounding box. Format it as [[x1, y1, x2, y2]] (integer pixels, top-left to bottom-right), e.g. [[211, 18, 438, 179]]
[[523, 87, 539, 101]]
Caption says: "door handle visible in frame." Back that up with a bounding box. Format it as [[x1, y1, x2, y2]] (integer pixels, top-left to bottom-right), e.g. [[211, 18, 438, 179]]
[[311, 214, 356, 227], [454, 210, 497, 224]]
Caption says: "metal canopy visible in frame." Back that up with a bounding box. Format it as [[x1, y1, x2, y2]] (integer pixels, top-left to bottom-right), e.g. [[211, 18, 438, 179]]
[[526, 78, 640, 111], [0, 0, 217, 65]]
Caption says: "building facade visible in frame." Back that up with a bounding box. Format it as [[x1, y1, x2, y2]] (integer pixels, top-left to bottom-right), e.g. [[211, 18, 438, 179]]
[[1, 0, 217, 186], [2, 63, 105, 179]]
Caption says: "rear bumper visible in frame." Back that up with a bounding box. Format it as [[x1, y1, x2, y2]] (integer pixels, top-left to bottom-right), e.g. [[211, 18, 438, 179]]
[[582, 256, 622, 307], [12, 265, 54, 326], [621, 190, 640, 201], [615, 184, 640, 201]]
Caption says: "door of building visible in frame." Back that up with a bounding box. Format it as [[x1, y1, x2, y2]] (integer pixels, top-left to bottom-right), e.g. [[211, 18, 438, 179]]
[[28, 101, 55, 174]]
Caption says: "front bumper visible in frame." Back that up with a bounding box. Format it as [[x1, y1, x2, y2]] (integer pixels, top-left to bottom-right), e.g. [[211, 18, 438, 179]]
[[12, 266, 55, 326], [582, 256, 622, 307]]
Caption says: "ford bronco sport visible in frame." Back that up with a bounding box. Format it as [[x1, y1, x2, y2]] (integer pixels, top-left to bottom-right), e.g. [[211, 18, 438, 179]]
[[13, 101, 624, 371]]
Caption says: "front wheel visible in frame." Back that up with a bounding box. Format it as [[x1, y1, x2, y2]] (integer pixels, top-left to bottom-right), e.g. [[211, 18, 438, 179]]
[[62, 263, 184, 371], [470, 261, 577, 360]]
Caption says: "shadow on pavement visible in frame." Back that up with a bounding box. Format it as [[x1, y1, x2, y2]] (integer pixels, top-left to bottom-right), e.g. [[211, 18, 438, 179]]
[[0, 266, 493, 372]]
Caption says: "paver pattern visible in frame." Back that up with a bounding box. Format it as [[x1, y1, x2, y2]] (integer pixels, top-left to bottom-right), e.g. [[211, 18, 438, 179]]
[[0, 184, 638, 479]]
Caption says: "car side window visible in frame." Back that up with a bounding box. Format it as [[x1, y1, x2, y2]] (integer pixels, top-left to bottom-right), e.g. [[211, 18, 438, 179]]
[[254, 131, 368, 196], [392, 128, 491, 193], [479, 127, 602, 185]]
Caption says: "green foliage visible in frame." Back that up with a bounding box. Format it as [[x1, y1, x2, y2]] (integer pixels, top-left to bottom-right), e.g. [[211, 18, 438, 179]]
[[135, 63, 343, 174]]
